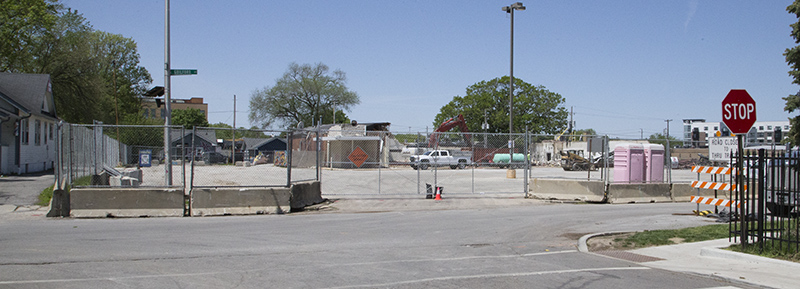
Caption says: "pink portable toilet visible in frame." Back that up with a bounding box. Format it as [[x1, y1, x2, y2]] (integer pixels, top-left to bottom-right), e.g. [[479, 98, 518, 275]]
[[613, 143, 645, 183], [644, 144, 664, 183]]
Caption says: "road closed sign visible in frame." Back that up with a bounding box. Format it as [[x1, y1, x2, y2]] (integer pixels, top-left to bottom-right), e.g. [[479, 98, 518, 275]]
[[708, 137, 738, 162]]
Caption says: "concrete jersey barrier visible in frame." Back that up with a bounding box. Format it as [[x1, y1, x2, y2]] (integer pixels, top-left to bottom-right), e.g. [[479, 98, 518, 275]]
[[527, 178, 606, 202]]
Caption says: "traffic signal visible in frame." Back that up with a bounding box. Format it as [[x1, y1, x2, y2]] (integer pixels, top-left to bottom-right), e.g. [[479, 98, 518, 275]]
[[156, 98, 163, 108]]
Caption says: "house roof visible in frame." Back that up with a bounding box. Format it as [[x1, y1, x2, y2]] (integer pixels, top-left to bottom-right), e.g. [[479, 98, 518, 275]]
[[0, 73, 56, 119], [169, 128, 218, 145], [243, 137, 286, 150]]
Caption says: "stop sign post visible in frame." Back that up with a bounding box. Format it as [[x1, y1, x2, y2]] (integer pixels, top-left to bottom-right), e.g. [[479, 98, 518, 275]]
[[721, 89, 756, 247]]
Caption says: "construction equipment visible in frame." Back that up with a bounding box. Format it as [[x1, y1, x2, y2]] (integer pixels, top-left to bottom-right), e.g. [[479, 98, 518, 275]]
[[429, 114, 471, 147], [560, 150, 596, 171]]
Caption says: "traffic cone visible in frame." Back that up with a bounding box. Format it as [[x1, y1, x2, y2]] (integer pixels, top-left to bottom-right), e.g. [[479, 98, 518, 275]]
[[434, 187, 442, 200]]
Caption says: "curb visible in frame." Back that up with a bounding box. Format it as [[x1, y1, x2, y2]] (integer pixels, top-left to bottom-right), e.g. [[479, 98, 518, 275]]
[[700, 244, 800, 269], [577, 231, 628, 253]]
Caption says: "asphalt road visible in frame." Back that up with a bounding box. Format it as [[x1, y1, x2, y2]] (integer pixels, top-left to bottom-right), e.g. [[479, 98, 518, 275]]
[[0, 202, 758, 289]]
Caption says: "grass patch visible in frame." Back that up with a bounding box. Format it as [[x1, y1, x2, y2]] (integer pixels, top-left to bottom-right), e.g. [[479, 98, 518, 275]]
[[730, 241, 800, 262], [617, 224, 730, 249], [36, 176, 92, 206]]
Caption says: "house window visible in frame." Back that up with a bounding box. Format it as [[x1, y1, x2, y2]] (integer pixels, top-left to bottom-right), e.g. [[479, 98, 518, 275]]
[[768, 126, 773, 130], [21, 119, 29, 145], [35, 120, 41, 145], [44, 123, 48, 145], [49, 122, 53, 140]]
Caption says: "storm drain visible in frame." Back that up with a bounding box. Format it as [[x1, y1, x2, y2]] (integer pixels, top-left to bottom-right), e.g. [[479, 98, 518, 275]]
[[593, 250, 664, 263]]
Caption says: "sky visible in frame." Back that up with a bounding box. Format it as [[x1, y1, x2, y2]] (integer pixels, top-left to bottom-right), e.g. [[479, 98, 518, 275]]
[[60, 0, 799, 139]]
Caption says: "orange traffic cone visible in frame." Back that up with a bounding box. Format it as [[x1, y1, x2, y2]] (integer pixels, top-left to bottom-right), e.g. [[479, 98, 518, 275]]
[[434, 187, 442, 200]]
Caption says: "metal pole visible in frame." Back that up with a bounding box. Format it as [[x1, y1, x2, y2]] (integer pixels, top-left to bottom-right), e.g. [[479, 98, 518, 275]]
[[666, 119, 672, 183], [232, 95, 236, 164], [509, 7, 514, 137], [164, 0, 172, 186], [737, 134, 746, 247]]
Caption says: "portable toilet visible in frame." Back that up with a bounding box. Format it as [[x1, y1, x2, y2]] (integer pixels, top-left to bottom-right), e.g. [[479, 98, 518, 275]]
[[613, 143, 645, 183], [644, 144, 664, 183]]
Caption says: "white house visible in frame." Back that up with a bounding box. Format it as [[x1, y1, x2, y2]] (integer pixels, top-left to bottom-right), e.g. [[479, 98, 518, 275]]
[[0, 74, 59, 175]]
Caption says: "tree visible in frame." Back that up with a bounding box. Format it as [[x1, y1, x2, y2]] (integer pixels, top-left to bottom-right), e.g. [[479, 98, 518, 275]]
[[1, 2, 152, 124], [172, 108, 208, 129], [648, 133, 683, 147], [249, 62, 359, 129], [209, 123, 269, 139], [0, 0, 59, 72], [785, 0, 800, 146], [434, 76, 568, 134]]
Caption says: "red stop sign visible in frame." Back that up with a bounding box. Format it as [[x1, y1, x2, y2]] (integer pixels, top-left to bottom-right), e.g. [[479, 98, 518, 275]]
[[722, 89, 756, 134]]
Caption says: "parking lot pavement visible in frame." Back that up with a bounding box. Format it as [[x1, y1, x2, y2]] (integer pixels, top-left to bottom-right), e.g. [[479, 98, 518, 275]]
[[0, 171, 54, 206]]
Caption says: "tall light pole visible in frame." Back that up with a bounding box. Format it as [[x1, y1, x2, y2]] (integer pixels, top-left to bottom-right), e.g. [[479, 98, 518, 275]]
[[163, 0, 172, 185], [503, 2, 525, 176], [503, 2, 525, 136]]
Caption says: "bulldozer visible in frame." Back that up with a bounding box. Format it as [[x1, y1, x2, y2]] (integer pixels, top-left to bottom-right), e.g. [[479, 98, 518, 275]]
[[560, 150, 596, 171]]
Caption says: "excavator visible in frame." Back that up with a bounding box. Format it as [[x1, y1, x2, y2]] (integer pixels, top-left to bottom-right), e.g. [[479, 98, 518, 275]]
[[429, 114, 472, 147]]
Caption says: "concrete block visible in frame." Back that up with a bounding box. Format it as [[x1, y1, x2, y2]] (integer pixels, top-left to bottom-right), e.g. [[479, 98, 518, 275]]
[[608, 183, 672, 203], [121, 168, 143, 182], [110, 176, 140, 187], [527, 178, 606, 202], [191, 188, 291, 216], [291, 181, 324, 210], [70, 188, 184, 218], [46, 189, 70, 217]]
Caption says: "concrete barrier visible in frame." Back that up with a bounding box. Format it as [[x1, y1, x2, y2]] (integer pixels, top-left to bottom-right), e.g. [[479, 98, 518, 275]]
[[608, 183, 672, 203], [290, 181, 324, 210], [191, 188, 290, 216], [70, 188, 184, 218], [527, 178, 606, 202]]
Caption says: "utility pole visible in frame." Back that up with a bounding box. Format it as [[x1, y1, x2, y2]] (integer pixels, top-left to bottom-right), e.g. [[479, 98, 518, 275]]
[[163, 0, 172, 186]]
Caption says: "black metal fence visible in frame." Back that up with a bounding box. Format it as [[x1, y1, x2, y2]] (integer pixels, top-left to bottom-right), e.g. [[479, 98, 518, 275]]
[[732, 149, 800, 253]]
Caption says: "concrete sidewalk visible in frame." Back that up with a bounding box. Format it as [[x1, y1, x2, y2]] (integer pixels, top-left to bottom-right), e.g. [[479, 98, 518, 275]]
[[582, 236, 800, 289]]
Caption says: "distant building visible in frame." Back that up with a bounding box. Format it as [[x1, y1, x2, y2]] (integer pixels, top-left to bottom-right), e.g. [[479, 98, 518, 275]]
[[142, 97, 208, 120], [683, 119, 790, 148]]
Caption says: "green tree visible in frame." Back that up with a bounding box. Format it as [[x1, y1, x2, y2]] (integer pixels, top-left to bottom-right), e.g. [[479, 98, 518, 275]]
[[172, 108, 208, 129], [434, 77, 568, 134], [249, 62, 359, 129], [1, 2, 152, 124], [209, 123, 269, 139], [785, 0, 800, 146], [0, 0, 59, 72], [648, 133, 683, 147]]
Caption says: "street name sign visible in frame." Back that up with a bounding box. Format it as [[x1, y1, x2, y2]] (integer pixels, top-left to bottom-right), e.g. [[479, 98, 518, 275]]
[[170, 69, 197, 76]]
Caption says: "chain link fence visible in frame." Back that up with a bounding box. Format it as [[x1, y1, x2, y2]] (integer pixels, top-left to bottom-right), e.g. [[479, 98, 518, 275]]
[[57, 123, 653, 198], [56, 123, 187, 189]]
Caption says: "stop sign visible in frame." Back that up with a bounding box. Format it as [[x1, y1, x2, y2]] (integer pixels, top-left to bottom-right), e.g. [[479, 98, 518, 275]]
[[721, 89, 756, 134]]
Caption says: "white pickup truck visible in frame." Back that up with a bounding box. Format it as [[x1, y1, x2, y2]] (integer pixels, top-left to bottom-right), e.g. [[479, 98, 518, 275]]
[[409, 150, 471, 170]]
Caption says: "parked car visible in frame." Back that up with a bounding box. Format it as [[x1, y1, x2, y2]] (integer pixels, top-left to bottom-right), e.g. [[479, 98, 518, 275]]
[[202, 151, 230, 164]]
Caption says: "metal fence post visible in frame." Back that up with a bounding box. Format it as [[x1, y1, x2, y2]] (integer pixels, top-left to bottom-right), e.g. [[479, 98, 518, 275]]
[[287, 130, 293, 188], [524, 128, 529, 197]]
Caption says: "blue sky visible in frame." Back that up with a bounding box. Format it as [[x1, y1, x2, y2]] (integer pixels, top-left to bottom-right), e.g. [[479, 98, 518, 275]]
[[61, 0, 798, 138]]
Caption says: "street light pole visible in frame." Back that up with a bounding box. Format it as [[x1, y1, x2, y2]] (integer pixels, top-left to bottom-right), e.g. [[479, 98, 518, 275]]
[[503, 2, 525, 177]]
